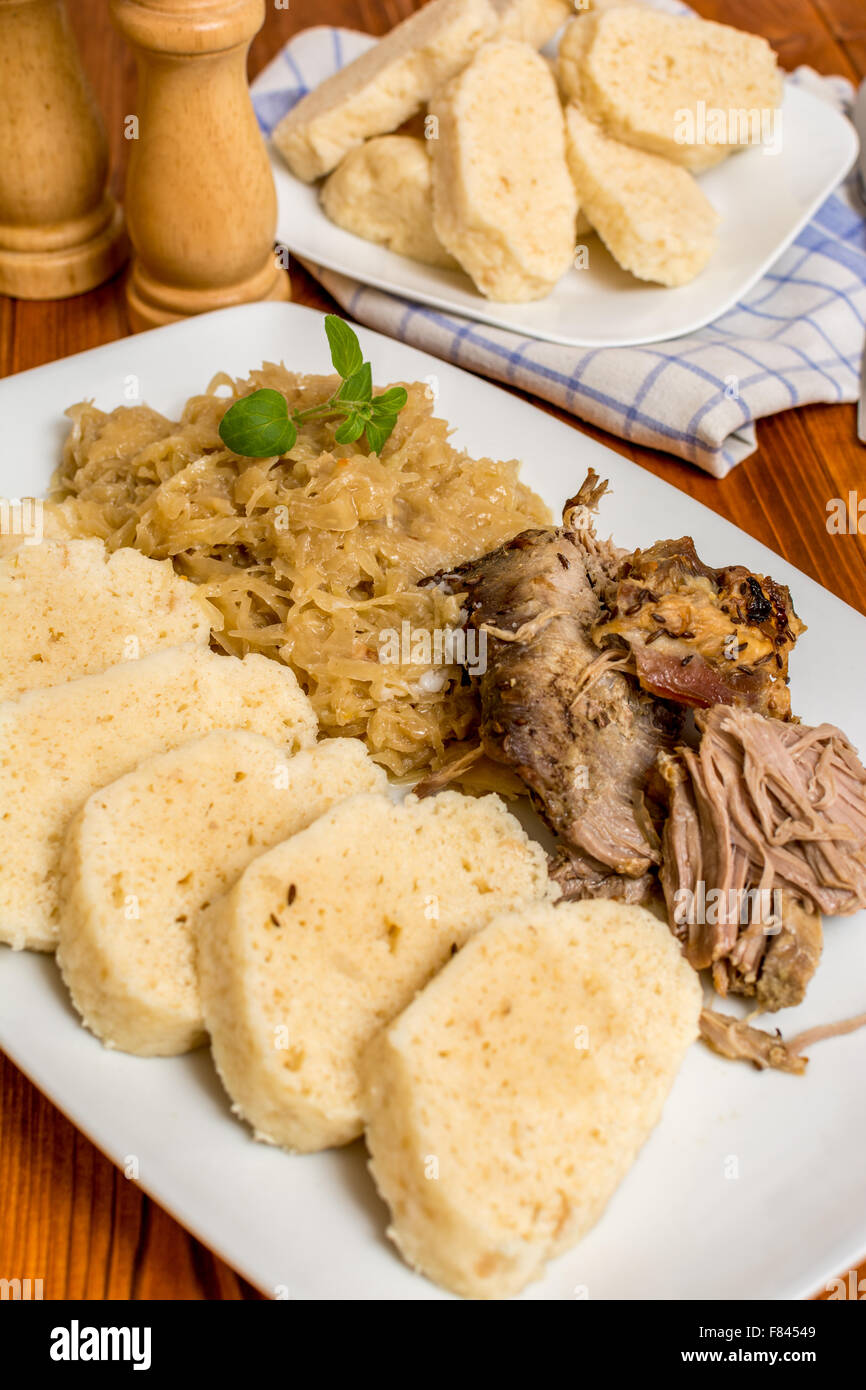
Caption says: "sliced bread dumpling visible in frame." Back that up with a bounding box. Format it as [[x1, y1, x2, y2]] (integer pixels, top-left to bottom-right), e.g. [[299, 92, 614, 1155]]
[[430, 39, 578, 301], [557, 9, 783, 171], [0, 497, 81, 558], [553, 9, 594, 106], [575, 207, 593, 238], [320, 136, 457, 269], [272, 0, 498, 182], [0, 646, 317, 952], [565, 105, 719, 286], [198, 790, 555, 1153], [492, 0, 572, 49], [57, 735, 383, 1057], [0, 538, 211, 701], [362, 899, 702, 1300]]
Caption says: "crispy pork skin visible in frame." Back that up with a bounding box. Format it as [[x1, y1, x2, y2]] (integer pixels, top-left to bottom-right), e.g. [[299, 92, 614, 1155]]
[[594, 537, 805, 719]]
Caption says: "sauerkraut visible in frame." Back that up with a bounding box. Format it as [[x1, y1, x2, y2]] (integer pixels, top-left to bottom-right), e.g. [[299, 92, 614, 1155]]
[[52, 363, 550, 776]]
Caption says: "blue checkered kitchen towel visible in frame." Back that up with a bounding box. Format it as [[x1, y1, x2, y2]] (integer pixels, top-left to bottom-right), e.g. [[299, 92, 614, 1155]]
[[251, 20, 866, 479]]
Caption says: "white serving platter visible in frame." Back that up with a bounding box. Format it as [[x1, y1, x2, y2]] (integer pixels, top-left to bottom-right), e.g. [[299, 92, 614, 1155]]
[[258, 28, 859, 349], [0, 301, 864, 1301]]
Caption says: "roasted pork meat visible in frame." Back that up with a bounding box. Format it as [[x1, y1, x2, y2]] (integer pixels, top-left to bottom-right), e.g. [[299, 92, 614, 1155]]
[[698, 1009, 808, 1075], [547, 846, 657, 905], [753, 894, 824, 1014], [423, 475, 866, 1066], [593, 537, 805, 719], [699, 1004, 866, 1074], [427, 471, 682, 886], [658, 706, 866, 1010]]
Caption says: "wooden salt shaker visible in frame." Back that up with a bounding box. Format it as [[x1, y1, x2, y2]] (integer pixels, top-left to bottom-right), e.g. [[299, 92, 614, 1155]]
[[111, 0, 290, 331], [0, 0, 127, 300]]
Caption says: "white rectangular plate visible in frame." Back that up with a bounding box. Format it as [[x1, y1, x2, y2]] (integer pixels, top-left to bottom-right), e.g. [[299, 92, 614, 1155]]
[[259, 28, 858, 349], [1, 302, 865, 1300]]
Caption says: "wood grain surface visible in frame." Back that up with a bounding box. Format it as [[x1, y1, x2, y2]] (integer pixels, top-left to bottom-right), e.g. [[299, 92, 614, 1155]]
[[0, 0, 864, 1302]]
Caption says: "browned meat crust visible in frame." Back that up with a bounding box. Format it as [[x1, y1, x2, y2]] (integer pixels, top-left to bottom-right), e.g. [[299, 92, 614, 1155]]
[[593, 537, 805, 720], [658, 706, 866, 1009], [755, 895, 823, 1012], [429, 472, 682, 879]]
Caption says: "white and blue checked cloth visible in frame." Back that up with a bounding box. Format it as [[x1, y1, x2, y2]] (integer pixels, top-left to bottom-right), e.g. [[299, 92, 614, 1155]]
[[251, 22, 866, 478]]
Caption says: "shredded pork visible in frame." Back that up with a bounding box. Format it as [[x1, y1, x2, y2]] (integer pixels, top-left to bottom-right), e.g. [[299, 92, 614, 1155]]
[[659, 707, 866, 1009], [699, 1006, 866, 1074]]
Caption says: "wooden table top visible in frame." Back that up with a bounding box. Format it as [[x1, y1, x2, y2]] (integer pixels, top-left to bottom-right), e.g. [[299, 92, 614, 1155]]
[[0, 0, 864, 1302]]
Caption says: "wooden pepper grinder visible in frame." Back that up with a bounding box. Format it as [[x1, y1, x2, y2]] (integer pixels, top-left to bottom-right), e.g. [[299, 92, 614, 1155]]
[[0, 0, 127, 300], [111, 0, 290, 331]]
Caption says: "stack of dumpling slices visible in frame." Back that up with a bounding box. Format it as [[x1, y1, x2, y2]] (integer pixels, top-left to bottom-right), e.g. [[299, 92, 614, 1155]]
[[0, 534, 701, 1299]]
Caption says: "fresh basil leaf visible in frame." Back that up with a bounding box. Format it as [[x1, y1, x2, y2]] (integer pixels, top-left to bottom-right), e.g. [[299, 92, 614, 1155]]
[[371, 386, 408, 416], [364, 415, 395, 455], [324, 315, 364, 380], [218, 389, 297, 458], [334, 413, 365, 445], [338, 360, 373, 406]]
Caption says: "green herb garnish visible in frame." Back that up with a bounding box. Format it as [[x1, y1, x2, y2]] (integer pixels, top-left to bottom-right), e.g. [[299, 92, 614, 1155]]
[[216, 388, 296, 458], [218, 315, 408, 459]]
